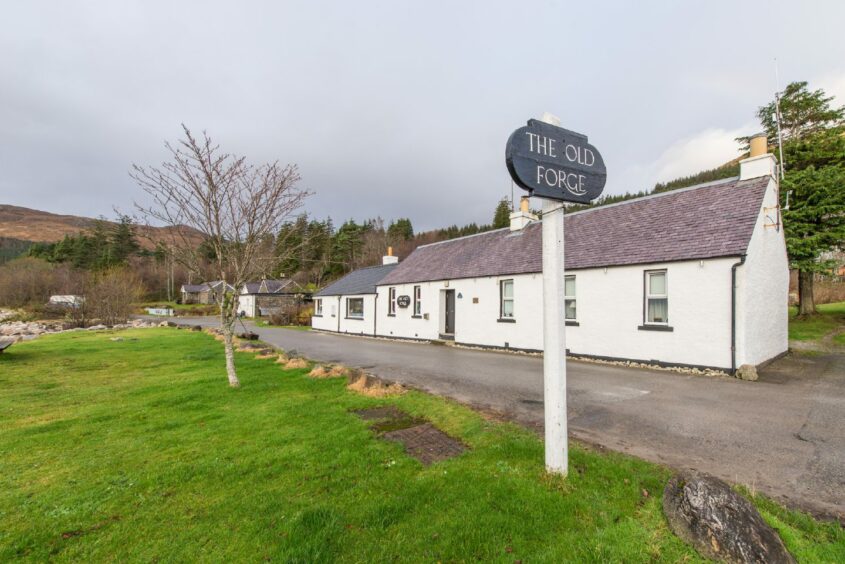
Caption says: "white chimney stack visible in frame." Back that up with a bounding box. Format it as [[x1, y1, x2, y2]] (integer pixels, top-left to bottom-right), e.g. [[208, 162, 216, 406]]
[[739, 133, 777, 181], [382, 246, 399, 265], [510, 196, 537, 231]]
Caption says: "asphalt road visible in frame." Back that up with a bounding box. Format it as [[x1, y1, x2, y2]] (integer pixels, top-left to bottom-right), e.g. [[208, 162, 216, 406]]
[[170, 317, 845, 520]]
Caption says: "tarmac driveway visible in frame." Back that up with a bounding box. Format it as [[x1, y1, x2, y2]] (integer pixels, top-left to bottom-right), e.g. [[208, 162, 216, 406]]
[[171, 317, 845, 520]]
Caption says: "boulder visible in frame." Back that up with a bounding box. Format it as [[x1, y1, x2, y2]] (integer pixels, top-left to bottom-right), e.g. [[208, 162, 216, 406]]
[[87, 324, 108, 331], [736, 364, 758, 382], [663, 472, 795, 563]]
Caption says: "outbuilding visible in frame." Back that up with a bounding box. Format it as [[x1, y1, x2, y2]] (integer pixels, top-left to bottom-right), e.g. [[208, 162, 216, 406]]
[[314, 147, 788, 372], [180, 280, 234, 305], [237, 279, 305, 318]]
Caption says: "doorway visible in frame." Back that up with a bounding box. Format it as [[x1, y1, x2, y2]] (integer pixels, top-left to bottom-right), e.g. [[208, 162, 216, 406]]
[[442, 289, 455, 338]]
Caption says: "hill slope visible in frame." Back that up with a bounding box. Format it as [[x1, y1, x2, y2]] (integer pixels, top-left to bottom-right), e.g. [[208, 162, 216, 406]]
[[0, 204, 204, 249]]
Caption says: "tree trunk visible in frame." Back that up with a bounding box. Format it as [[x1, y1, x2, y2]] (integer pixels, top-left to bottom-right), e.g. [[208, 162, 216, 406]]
[[797, 269, 817, 316], [222, 325, 240, 387]]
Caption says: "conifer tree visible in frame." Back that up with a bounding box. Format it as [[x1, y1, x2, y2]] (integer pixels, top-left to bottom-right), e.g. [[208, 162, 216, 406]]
[[492, 197, 511, 229]]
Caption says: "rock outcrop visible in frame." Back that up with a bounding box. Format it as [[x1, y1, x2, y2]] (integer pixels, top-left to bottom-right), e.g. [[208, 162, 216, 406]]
[[663, 472, 795, 563]]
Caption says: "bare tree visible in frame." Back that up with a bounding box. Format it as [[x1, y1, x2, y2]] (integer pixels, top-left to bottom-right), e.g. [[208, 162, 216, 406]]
[[132, 126, 308, 387]]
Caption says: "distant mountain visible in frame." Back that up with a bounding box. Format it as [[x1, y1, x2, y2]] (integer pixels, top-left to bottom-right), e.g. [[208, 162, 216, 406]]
[[0, 204, 204, 250]]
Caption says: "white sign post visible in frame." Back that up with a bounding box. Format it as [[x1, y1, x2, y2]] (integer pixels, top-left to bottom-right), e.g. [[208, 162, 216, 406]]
[[505, 113, 607, 476], [541, 197, 568, 475]]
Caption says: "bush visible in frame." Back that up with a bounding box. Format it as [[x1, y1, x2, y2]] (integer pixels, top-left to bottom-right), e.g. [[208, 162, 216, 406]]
[[88, 269, 146, 326], [0, 257, 59, 308]]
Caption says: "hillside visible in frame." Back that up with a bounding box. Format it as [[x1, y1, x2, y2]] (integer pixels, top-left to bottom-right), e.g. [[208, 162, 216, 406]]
[[0, 204, 204, 250]]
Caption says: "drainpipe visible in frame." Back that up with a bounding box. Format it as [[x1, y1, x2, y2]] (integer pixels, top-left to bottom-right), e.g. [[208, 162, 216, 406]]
[[337, 296, 341, 332], [731, 256, 746, 374], [373, 293, 378, 336]]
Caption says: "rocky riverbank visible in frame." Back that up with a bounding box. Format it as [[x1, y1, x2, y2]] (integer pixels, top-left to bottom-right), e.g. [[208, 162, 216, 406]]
[[0, 310, 159, 341]]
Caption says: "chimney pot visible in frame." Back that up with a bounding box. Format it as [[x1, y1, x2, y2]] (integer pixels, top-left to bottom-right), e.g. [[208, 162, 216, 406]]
[[520, 196, 529, 213], [749, 133, 768, 158], [382, 247, 399, 265]]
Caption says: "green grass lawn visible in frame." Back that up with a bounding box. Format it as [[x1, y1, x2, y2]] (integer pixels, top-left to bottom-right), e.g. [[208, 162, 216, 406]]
[[789, 301, 845, 342], [0, 330, 842, 562]]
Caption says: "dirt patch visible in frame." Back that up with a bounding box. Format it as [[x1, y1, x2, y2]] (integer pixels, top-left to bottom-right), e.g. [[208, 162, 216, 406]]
[[235, 342, 265, 352], [383, 423, 466, 465], [352, 406, 465, 465], [275, 353, 290, 364], [254, 352, 278, 360]]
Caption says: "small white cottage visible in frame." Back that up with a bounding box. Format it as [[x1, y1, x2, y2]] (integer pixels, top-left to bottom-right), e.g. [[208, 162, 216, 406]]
[[311, 259, 399, 335], [313, 143, 788, 372]]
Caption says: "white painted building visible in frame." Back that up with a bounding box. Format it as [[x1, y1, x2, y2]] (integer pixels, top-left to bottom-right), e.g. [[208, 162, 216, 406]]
[[313, 145, 788, 372], [311, 260, 398, 335]]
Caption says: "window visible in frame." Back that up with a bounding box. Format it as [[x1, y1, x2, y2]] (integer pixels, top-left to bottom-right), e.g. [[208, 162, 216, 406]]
[[564, 276, 576, 320], [500, 279, 514, 318], [388, 287, 396, 315], [645, 270, 668, 324], [314, 298, 322, 316], [413, 285, 421, 316], [346, 297, 364, 319]]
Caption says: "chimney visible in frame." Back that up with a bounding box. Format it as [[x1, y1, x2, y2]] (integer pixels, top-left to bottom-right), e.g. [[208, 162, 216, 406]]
[[382, 246, 399, 265], [510, 196, 537, 231], [739, 133, 777, 181]]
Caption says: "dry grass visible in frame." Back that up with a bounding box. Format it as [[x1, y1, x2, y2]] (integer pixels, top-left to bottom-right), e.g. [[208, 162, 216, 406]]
[[308, 364, 349, 379], [347, 372, 406, 398], [284, 358, 309, 370]]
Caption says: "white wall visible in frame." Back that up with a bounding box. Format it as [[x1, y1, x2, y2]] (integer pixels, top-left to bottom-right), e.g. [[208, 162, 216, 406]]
[[311, 294, 377, 335], [377, 258, 742, 369], [237, 294, 256, 317], [565, 259, 736, 369], [376, 275, 544, 349], [736, 178, 789, 366]]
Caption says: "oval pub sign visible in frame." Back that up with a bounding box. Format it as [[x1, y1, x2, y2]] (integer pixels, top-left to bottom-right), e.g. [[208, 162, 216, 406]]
[[506, 119, 607, 204]]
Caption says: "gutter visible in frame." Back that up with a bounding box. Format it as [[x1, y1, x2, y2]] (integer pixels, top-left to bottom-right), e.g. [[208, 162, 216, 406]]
[[731, 255, 746, 374]]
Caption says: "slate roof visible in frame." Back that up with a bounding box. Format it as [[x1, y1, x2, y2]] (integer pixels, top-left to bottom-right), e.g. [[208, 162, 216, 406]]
[[315, 264, 399, 297], [380, 176, 769, 285], [181, 280, 232, 293], [242, 279, 299, 295], [181, 284, 206, 293]]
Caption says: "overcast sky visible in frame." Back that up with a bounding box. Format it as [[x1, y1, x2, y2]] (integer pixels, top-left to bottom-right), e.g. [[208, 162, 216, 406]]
[[2, 1, 844, 232]]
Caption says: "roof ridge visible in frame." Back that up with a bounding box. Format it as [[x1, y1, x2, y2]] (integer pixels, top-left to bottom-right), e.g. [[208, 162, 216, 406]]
[[566, 176, 741, 217], [415, 226, 514, 250], [353, 263, 399, 271]]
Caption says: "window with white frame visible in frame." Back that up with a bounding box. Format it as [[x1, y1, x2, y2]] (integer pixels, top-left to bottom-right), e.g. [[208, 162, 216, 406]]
[[413, 285, 421, 316], [645, 270, 668, 324], [314, 298, 322, 316], [388, 287, 396, 315], [346, 297, 364, 318], [564, 275, 576, 320], [500, 279, 514, 318]]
